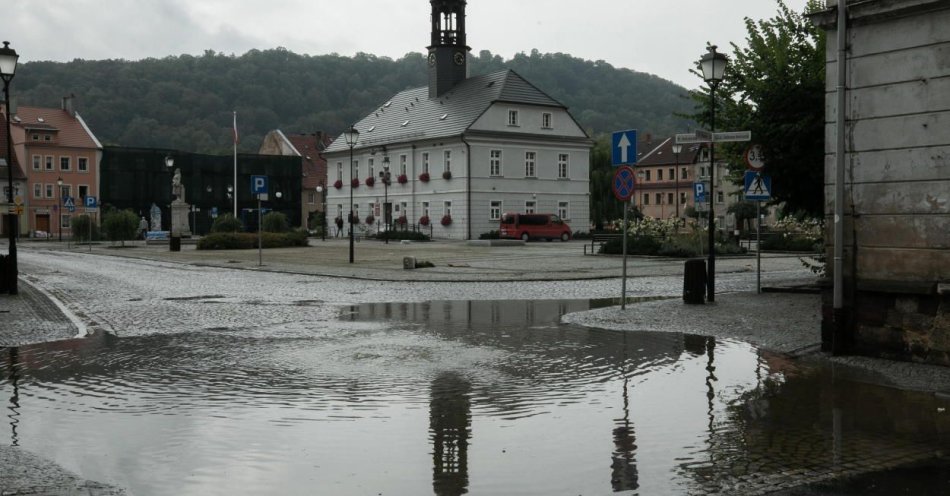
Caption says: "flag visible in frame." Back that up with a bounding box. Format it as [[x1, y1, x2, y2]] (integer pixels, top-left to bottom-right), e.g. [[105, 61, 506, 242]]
[[233, 111, 239, 145]]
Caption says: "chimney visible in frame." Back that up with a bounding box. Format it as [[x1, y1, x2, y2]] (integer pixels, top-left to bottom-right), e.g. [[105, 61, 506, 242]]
[[62, 93, 76, 116]]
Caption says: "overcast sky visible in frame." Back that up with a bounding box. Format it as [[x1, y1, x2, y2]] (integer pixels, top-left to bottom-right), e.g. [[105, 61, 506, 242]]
[[8, 0, 812, 89]]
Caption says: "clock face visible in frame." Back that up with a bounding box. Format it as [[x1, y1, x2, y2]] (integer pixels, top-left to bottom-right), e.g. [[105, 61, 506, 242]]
[[453, 52, 465, 65], [428, 53, 436, 66]]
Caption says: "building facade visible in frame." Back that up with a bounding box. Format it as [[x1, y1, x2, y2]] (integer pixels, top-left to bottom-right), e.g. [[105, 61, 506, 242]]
[[259, 130, 332, 229], [7, 96, 102, 238], [811, 0, 950, 365], [323, 0, 592, 240]]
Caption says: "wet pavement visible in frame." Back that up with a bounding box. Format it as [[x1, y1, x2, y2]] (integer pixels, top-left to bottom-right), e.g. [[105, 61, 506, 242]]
[[1, 239, 949, 495]]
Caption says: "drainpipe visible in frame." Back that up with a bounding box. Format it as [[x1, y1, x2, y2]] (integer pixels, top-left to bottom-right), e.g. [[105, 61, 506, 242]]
[[411, 145, 416, 224], [833, 0, 848, 354], [462, 136, 472, 240]]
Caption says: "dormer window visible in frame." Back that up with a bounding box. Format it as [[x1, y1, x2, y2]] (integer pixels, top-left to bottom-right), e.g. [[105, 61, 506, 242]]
[[32, 134, 39, 141], [542, 112, 553, 129], [44, 135, 51, 141], [507, 109, 519, 127]]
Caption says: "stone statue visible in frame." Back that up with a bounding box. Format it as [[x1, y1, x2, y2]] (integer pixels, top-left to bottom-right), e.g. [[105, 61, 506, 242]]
[[150, 203, 162, 231], [172, 168, 185, 203]]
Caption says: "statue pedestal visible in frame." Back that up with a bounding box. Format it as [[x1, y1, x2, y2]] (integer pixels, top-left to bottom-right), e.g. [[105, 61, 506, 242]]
[[170, 201, 192, 237]]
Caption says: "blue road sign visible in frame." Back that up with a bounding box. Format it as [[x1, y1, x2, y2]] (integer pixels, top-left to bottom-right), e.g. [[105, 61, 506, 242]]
[[251, 175, 268, 194], [84, 196, 97, 208], [63, 196, 75, 208], [612, 166, 637, 202], [210, 207, 219, 218], [744, 171, 772, 201], [693, 182, 707, 203], [611, 129, 638, 166]]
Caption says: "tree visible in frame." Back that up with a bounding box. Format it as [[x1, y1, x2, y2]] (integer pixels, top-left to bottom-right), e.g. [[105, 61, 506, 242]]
[[211, 214, 243, 233], [262, 211, 290, 233], [688, 0, 826, 217], [101, 209, 139, 246]]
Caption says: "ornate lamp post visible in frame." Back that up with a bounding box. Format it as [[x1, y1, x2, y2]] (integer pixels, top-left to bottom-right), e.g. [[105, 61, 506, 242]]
[[380, 155, 391, 244], [1, 41, 19, 294], [316, 184, 326, 241], [672, 143, 682, 224], [343, 126, 359, 263], [699, 45, 728, 302], [56, 177, 64, 241]]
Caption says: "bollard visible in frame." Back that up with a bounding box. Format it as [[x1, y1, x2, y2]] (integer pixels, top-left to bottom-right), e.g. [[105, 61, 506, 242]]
[[683, 258, 707, 304], [403, 256, 417, 270], [170, 236, 181, 252]]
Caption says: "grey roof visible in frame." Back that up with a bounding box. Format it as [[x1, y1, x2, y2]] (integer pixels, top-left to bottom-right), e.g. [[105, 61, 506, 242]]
[[325, 70, 566, 153]]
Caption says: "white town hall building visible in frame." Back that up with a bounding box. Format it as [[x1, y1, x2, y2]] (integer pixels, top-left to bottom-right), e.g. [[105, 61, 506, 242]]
[[323, 0, 592, 240]]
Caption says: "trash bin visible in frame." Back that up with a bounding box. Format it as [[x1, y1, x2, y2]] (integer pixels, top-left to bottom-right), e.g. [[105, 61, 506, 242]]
[[683, 258, 706, 304], [170, 236, 181, 252]]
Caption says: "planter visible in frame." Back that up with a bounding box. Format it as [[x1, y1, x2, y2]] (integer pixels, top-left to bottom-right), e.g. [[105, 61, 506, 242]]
[[334, 180, 343, 189], [396, 216, 407, 226], [365, 215, 375, 224], [441, 215, 452, 226], [419, 215, 430, 226], [397, 174, 408, 184], [442, 170, 452, 180], [419, 172, 430, 183], [351, 178, 360, 188], [365, 177, 375, 187]]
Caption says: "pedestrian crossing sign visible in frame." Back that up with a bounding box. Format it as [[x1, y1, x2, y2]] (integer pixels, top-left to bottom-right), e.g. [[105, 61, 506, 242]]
[[744, 171, 771, 201]]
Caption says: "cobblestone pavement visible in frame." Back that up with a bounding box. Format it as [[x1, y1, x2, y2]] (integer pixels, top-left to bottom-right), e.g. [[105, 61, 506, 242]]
[[1, 238, 948, 495]]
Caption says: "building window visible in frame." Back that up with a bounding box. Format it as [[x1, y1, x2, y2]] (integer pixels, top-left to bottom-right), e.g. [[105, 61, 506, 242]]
[[490, 150, 502, 177], [444, 201, 452, 218], [337, 205, 343, 219], [717, 191, 724, 203], [353, 160, 359, 179], [368, 158, 375, 179], [490, 201, 502, 220], [45, 156, 54, 171], [667, 193, 674, 205], [680, 192, 687, 205], [46, 184, 54, 198], [31, 134, 39, 141], [669, 168, 675, 181], [655, 193, 662, 205], [525, 200, 536, 213], [444, 150, 451, 173], [422, 201, 430, 217], [79, 157, 89, 172], [700, 166, 707, 178], [681, 167, 688, 180], [558, 201, 569, 220], [78, 185, 89, 199], [33, 183, 41, 199], [644, 170, 651, 181], [507, 109, 519, 126], [642, 193, 650, 205], [336, 163, 343, 181], [657, 169, 663, 181], [60, 157, 71, 171], [61, 214, 71, 228], [44, 135, 51, 141], [524, 152, 536, 177], [31, 155, 40, 171], [308, 191, 316, 204], [353, 204, 360, 219], [400, 154, 407, 176], [62, 185, 72, 199], [558, 154, 569, 179], [422, 152, 430, 174], [542, 112, 553, 129], [399, 201, 407, 216]]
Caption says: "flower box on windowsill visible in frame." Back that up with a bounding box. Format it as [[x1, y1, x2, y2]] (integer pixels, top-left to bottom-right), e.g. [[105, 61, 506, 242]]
[[419, 215, 430, 226], [334, 180, 343, 189], [365, 177, 375, 187], [442, 171, 452, 180], [419, 172, 430, 183], [351, 178, 360, 188], [397, 174, 408, 184], [441, 215, 452, 226]]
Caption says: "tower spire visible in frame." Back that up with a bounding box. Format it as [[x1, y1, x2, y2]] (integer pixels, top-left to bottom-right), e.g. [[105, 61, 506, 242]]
[[427, 0, 470, 99]]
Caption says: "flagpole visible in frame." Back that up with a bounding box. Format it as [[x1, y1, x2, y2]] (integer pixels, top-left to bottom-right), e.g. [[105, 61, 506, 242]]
[[233, 111, 238, 218]]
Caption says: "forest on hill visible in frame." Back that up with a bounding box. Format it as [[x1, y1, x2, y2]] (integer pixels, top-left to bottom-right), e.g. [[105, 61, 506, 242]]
[[12, 48, 695, 154]]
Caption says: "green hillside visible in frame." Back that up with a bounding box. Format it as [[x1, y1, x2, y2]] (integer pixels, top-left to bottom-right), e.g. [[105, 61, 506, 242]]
[[12, 48, 694, 153]]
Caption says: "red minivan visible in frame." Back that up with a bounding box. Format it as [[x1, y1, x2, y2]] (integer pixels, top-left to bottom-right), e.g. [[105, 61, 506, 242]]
[[499, 212, 572, 241]]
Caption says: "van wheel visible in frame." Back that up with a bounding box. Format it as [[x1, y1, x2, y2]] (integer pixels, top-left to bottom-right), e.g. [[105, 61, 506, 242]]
[[521, 232, 530, 242], [560, 233, 570, 242]]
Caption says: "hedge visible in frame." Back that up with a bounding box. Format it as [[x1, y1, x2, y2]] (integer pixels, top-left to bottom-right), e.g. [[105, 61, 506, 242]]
[[197, 229, 309, 250]]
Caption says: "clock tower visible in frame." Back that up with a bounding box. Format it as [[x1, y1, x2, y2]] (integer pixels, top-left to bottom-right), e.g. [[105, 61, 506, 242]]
[[428, 0, 470, 99]]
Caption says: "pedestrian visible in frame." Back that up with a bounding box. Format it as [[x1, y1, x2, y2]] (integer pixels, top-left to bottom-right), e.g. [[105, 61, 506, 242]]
[[335, 217, 343, 237], [139, 216, 149, 240]]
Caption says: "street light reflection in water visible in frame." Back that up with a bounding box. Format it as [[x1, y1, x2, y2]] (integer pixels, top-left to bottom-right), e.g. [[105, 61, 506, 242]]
[[1, 299, 948, 496]]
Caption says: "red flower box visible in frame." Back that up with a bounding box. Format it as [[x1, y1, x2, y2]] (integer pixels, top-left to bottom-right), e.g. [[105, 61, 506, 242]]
[[442, 170, 452, 180], [419, 172, 430, 183], [441, 215, 452, 226], [397, 174, 408, 184], [351, 178, 360, 188], [365, 215, 375, 224], [365, 176, 375, 187], [334, 180, 343, 189], [419, 215, 430, 226], [396, 215, 407, 225]]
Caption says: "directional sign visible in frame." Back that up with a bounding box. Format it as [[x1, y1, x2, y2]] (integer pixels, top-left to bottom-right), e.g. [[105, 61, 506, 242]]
[[675, 133, 706, 145], [693, 182, 708, 203], [676, 130, 752, 144], [744, 145, 765, 170], [744, 171, 772, 201], [612, 166, 637, 202], [84, 196, 98, 208], [251, 175, 268, 194], [612, 129, 638, 166], [695, 129, 713, 141], [713, 131, 752, 143]]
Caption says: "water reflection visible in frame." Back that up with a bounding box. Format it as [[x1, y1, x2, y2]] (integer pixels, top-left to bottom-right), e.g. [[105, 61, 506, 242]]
[[430, 372, 471, 496], [0, 300, 946, 495]]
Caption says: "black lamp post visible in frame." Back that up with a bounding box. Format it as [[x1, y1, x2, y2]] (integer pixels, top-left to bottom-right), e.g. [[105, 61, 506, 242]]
[[672, 143, 682, 224], [343, 126, 359, 263], [380, 155, 391, 245], [1, 41, 19, 294], [700, 45, 728, 303], [316, 184, 326, 241], [56, 177, 64, 241]]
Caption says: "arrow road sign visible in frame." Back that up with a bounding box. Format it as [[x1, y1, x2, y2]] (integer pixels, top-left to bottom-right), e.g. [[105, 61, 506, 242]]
[[612, 129, 638, 166]]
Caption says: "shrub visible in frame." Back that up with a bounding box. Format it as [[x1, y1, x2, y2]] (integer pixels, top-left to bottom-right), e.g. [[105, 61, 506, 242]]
[[197, 230, 309, 250], [212, 213, 243, 233], [761, 234, 821, 252], [101, 209, 139, 246], [70, 214, 100, 242], [419, 172, 430, 182], [262, 211, 290, 233], [441, 215, 452, 226], [658, 234, 703, 258], [376, 230, 430, 242], [479, 230, 500, 239], [600, 235, 662, 255]]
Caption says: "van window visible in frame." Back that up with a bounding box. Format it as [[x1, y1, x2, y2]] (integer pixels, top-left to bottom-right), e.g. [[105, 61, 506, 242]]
[[501, 214, 516, 225]]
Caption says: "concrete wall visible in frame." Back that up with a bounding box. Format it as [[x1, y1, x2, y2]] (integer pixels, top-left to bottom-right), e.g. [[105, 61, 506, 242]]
[[815, 0, 950, 365]]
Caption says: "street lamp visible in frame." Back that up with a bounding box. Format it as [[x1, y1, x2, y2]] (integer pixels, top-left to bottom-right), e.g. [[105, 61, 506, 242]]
[[672, 143, 682, 224], [1, 41, 19, 294], [316, 184, 326, 241], [343, 125, 359, 263], [700, 45, 728, 303], [379, 155, 391, 244], [56, 177, 64, 241]]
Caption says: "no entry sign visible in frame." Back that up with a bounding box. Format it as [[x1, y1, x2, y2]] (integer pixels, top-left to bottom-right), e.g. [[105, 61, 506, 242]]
[[612, 166, 637, 202]]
